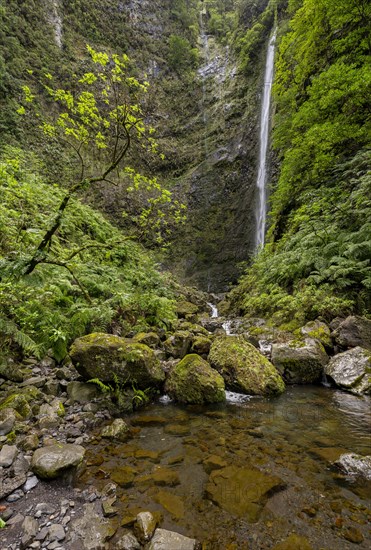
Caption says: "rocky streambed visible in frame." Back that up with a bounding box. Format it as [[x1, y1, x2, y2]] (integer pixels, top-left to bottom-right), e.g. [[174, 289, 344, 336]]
[[0, 304, 370, 549]]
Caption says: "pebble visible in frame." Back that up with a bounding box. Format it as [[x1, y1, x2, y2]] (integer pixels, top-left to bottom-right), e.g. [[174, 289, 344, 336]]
[[6, 489, 24, 502], [23, 475, 39, 492]]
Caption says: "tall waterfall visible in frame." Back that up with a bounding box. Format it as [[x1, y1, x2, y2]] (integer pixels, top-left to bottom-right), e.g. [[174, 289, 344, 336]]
[[255, 29, 277, 250]]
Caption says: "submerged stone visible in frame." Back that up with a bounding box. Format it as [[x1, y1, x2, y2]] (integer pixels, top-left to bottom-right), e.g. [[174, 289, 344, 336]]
[[324, 347, 371, 394], [69, 332, 165, 389], [206, 465, 285, 522], [165, 354, 225, 404], [101, 418, 130, 441], [209, 335, 285, 395], [272, 533, 313, 549], [154, 490, 185, 519]]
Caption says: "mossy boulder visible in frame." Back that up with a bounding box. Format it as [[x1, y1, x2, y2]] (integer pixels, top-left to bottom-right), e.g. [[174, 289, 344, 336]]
[[208, 336, 285, 395], [271, 338, 329, 384], [69, 333, 165, 389], [175, 301, 199, 319], [324, 347, 371, 394], [165, 354, 225, 404]]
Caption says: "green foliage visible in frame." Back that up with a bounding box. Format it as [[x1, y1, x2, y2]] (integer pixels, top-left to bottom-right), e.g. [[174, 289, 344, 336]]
[[271, 0, 371, 230], [131, 384, 151, 407], [168, 35, 199, 74], [0, 148, 176, 360], [232, 0, 371, 325]]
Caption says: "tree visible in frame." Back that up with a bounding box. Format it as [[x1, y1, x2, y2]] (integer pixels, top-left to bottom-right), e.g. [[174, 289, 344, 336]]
[[15, 45, 184, 278]]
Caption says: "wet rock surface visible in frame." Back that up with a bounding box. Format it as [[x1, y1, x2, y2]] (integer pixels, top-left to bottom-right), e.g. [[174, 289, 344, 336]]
[[325, 347, 371, 394], [332, 316, 371, 351]]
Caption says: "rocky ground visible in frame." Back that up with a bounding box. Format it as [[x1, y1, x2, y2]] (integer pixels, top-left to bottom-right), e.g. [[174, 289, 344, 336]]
[[0, 304, 370, 549]]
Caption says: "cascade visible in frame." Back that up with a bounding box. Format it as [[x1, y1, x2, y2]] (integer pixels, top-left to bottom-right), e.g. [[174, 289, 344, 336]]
[[198, 7, 210, 160], [255, 29, 277, 250], [207, 302, 219, 318]]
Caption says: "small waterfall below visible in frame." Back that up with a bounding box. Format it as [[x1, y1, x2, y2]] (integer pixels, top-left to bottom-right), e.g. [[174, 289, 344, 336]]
[[207, 302, 219, 318], [255, 29, 277, 250]]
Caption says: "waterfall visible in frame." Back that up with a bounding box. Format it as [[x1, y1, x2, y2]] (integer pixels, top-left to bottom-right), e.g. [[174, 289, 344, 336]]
[[255, 29, 277, 250], [198, 8, 210, 160], [207, 302, 219, 318]]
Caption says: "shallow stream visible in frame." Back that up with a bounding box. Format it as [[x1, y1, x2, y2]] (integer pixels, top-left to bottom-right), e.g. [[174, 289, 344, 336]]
[[79, 386, 371, 549]]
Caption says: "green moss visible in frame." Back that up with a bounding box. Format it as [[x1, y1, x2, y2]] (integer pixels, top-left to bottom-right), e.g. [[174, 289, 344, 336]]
[[209, 336, 285, 396], [165, 353, 225, 404]]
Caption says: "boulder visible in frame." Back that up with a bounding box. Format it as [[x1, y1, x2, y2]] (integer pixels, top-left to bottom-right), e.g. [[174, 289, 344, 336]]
[[163, 330, 193, 359], [0, 444, 18, 467], [165, 354, 225, 404], [334, 453, 371, 480], [324, 347, 371, 394], [271, 338, 328, 384], [148, 528, 198, 550], [67, 381, 100, 403], [69, 333, 165, 389], [0, 393, 32, 419], [116, 532, 141, 549], [31, 444, 85, 479], [209, 336, 285, 395], [175, 301, 199, 319], [332, 315, 371, 350], [206, 465, 285, 522]]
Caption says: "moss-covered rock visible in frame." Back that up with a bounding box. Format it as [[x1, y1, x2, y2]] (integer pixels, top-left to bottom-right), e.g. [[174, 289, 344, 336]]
[[175, 301, 200, 319], [208, 336, 285, 395], [0, 393, 32, 419], [165, 354, 225, 404], [299, 320, 332, 350], [69, 333, 165, 389], [271, 338, 329, 384], [133, 332, 161, 348]]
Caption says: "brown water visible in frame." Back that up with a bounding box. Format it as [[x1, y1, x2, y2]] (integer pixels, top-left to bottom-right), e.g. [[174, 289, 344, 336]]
[[80, 386, 371, 549]]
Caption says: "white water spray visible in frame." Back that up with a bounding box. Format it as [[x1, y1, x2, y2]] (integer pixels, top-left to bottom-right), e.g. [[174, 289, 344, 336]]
[[255, 29, 277, 250]]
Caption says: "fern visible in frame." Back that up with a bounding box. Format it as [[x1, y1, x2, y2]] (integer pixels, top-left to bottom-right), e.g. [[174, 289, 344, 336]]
[[0, 315, 40, 358], [87, 378, 113, 393]]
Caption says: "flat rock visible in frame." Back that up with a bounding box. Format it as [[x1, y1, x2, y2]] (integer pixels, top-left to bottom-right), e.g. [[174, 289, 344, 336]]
[[31, 444, 85, 479], [325, 347, 371, 394], [69, 502, 116, 549], [147, 528, 198, 550], [206, 465, 285, 522], [154, 490, 185, 519], [21, 515, 39, 548]]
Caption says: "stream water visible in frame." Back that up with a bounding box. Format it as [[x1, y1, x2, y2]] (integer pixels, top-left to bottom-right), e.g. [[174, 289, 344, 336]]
[[80, 387, 370, 549], [255, 29, 277, 250]]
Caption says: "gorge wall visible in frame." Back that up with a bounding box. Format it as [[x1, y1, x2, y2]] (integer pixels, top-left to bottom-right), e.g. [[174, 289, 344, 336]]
[[0, 0, 278, 291]]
